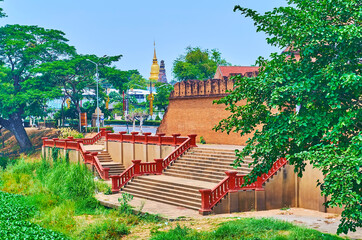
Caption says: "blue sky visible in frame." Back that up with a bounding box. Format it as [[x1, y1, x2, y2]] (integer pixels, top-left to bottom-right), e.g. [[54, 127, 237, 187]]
[[1, 0, 287, 81]]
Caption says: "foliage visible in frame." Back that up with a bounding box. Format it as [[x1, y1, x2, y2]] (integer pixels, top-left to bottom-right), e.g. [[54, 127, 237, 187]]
[[126, 72, 149, 90], [58, 127, 84, 139], [199, 136, 206, 144], [215, 0, 361, 234], [105, 69, 139, 93], [295, 135, 362, 234], [172, 46, 230, 81], [154, 82, 173, 111], [0, 191, 68, 239], [151, 218, 342, 240], [79, 220, 129, 240], [118, 192, 134, 215], [0, 24, 75, 151]]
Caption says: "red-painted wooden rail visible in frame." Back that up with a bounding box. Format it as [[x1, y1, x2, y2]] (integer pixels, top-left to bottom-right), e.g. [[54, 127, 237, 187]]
[[110, 134, 197, 192], [42, 128, 197, 184], [199, 157, 288, 214]]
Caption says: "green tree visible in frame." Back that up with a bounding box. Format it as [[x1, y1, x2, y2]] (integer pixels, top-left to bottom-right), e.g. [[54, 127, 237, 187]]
[[172, 46, 230, 81], [0, 24, 75, 151], [105, 69, 140, 93], [126, 73, 149, 90], [215, 1, 361, 234], [154, 82, 173, 111], [37, 54, 121, 131]]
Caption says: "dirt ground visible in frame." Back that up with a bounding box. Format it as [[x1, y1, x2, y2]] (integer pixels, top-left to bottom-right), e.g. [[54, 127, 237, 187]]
[[0, 127, 60, 157]]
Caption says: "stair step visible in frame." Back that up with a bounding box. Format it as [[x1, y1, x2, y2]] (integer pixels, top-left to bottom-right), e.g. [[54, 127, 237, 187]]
[[132, 178, 201, 193], [122, 189, 200, 210], [125, 183, 200, 201], [164, 168, 226, 179], [170, 162, 252, 173], [136, 176, 204, 190], [163, 172, 223, 183]]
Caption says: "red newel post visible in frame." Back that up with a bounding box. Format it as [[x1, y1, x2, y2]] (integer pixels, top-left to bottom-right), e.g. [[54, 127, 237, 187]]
[[100, 128, 107, 137], [255, 176, 264, 191], [85, 153, 92, 164], [91, 152, 98, 165], [103, 167, 110, 180], [154, 159, 164, 174], [76, 139, 83, 151], [53, 138, 59, 147], [132, 160, 142, 176], [172, 134, 181, 146], [131, 132, 139, 143], [187, 134, 197, 147], [143, 132, 152, 144], [41, 137, 48, 146], [225, 171, 238, 193], [119, 131, 127, 142], [157, 133, 165, 145], [111, 175, 121, 193], [199, 189, 212, 215]]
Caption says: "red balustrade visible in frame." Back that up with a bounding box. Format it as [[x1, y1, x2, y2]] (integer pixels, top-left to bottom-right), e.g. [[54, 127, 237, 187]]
[[199, 158, 288, 214], [43, 132, 198, 189], [110, 135, 197, 192]]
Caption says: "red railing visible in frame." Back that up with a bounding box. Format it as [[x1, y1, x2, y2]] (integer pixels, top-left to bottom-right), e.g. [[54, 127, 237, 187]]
[[42, 132, 197, 184], [41, 136, 110, 180], [199, 157, 288, 214], [82, 130, 103, 145], [110, 134, 197, 192]]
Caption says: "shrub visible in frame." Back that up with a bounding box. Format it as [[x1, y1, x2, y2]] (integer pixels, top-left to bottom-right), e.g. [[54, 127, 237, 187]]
[[80, 220, 129, 240], [200, 136, 206, 144], [58, 128, 83, 139]]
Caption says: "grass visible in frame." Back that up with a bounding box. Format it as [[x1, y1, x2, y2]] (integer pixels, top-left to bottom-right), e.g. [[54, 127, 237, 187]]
[[0, 155, 164, 239], [150, 218, 344, 240]]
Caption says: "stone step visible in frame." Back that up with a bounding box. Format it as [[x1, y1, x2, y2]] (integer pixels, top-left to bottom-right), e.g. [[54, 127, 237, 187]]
[[136, 176, 204, 191], [131, 179, 200, 196], [125, 183, 200, 201], [122, 189, 200, 210], [163, 171, 223, 183], [170, 162, 252, 173], [167, 165, 231, 177], [174, 159, 251, 169], [192, 148, 239, 154]]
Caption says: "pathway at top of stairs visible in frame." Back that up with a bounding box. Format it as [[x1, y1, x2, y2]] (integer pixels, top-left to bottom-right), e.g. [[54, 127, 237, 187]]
[[121, 145, 252, 211]]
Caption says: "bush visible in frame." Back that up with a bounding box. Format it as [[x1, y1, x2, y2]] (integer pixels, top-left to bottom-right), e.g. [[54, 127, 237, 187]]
[[80, 220, 129, 240], [58, 128, 83, 139]]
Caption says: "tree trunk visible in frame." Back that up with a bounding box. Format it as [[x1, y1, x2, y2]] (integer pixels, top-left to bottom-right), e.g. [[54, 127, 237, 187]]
[[0, 113, 33, 152]]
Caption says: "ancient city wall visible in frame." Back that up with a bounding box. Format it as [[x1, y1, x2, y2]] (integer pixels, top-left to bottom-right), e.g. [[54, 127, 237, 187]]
[[158, 77, 259, 145]]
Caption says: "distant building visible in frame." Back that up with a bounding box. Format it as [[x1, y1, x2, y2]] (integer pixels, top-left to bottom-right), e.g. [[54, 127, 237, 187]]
[[158, 60, 167, 83], [149, 42, 167, 83], [214, 66, 259, 79]]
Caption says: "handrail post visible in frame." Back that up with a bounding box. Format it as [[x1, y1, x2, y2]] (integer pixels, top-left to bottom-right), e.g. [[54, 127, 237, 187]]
[[76, 139, 83, 151], [91, 152, 98, 165], [100, 127, 107, 137], [41, 137, 48, 146], [131, 132, 139, 143], [255, 176, 264, 191], [103, 167, 110, 180], [172, 133, 181, 146], [187, 134, 197, 147], [132, 160, 142, 176], [119, 131, 127, 142], [143, 132, 152, 144], [157, 133, 165, 145], [111, 175, 121, 193], [225, 171, 238, 193], [199, 189, 212, 215], [154, 158, 164, 174]]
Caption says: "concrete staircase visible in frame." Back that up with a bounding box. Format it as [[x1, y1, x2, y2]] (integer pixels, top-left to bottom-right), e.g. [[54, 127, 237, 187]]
[[122, 146, 253, 210], [86, 140, 125, 176]]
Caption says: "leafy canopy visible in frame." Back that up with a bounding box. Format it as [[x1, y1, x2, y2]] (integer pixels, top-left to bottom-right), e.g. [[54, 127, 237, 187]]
[[0, 24, 75, 119], [172, 46, 230, 81], [215, 0, 361, 234]]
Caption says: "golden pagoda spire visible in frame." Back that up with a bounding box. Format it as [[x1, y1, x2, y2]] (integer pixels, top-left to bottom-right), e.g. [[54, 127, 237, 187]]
[[150, 41, 160, 81]]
